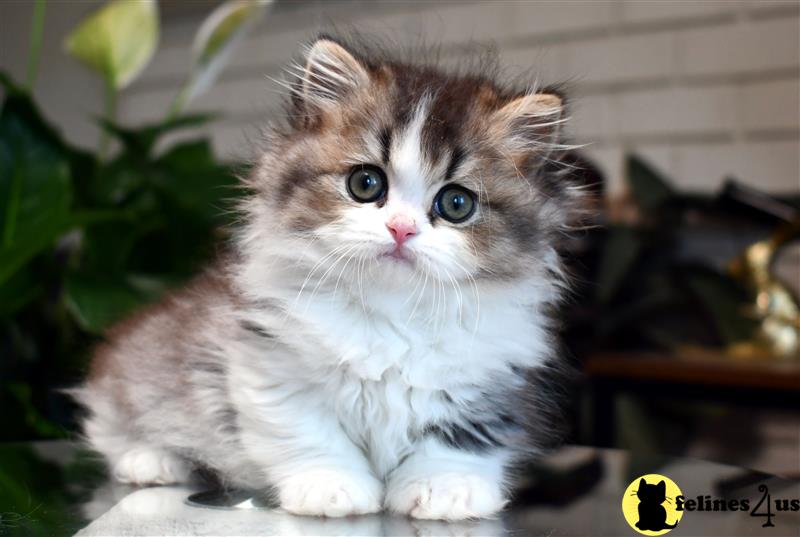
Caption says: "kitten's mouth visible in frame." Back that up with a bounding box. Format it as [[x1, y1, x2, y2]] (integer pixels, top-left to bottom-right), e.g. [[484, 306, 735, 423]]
[[380, 247, 415, 267]]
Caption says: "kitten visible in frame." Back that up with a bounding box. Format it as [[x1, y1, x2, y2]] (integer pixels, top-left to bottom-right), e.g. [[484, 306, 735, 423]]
[[74, 36, 585, 520]]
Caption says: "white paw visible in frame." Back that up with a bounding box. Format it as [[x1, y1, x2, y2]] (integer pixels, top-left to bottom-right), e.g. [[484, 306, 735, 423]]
[[113, 447, 190, 485], [277, 469, 383, 517], [385, 473, 507, 520]]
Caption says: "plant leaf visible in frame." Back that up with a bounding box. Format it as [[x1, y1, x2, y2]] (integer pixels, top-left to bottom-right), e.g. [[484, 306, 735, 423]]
[[0, 267, 44, 317], [97, 113, 215, 156], [627, 154, 676, 211], [64, 273, 148, 333], [0, 73, 72, 149], [153, 138, 236, 224], [186, 0, 271, 101], [1, 71, 100, 208], [0, 94, 72, 286], [0, 71, 26, 96], [64, 0, 159, 89], [682, 266, 757, 345], [595, 226, 643, 303]]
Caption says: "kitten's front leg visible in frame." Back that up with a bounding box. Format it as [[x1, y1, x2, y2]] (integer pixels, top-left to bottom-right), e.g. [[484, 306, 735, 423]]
[[275, 465, 382, 518], [236, 389, 382, 517], [385, 437, 509, 520]]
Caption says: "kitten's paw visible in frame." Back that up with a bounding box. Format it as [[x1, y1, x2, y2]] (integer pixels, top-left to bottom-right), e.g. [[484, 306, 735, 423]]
[[385, 473, 506, 520], [113, 447, 190, 486], [278, 469, 383, 517]]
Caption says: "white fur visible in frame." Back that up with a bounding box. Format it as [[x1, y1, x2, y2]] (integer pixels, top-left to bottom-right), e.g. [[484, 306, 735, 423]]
[[384, 438, 509, 519], [277, 468, 383, 517], [220, 105, 559, 517], [221, 244, 552, 517], [81, 88, 564, 520], [391, 97, 432, 208], [113, 447, 190, 486]]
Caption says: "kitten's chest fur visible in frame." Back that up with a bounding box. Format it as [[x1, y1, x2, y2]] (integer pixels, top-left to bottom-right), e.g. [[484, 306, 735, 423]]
[[247, 285, 546, 476], [294, 284, 543, 386]]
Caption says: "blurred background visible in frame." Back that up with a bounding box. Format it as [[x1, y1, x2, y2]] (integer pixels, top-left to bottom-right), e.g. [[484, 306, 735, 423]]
[[1, 0, 798, 483]]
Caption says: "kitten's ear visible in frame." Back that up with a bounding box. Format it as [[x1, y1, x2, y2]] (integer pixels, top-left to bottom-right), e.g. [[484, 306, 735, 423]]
[[657, 481, 666, 493], [490, 92, 563, 152], [639, 478, 647, 488], [296, 38, 369, 110]]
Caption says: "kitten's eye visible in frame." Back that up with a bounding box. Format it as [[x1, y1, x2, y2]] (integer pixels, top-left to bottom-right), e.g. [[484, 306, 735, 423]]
[[347, 165, 387, 203], [433, 185, 476, 223]]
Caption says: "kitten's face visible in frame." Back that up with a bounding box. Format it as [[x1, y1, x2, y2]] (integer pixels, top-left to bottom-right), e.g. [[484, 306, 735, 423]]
[[251, 38, 576, 286]]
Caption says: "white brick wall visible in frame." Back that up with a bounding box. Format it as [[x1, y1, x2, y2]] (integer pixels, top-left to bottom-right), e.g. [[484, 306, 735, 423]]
[[680, 18, 800, 78], [740, 79, 800, 131], [2, 0, 798, 196], [619, 0, 740, 23]]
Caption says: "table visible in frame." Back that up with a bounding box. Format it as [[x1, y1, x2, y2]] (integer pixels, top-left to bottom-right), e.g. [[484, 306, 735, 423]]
[[1, 441, 798, 536], [585, 352, 800, 449]]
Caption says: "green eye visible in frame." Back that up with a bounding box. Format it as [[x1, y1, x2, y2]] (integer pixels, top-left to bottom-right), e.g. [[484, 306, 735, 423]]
[[347, 165, 387, 203], [433, 185, 476, 223]]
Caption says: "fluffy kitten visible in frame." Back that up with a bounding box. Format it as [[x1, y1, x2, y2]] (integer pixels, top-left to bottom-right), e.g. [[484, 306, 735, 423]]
[[74, 36, 584, 520]]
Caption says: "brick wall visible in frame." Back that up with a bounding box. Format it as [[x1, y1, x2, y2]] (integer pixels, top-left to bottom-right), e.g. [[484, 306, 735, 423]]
[[2, 0, 799, 196], [123, 0, 800, 197]]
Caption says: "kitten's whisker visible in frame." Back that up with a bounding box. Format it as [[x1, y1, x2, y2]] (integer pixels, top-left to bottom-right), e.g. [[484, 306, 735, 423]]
[[294, 244, 348, 291], [401, 263, 426, 308], [407, 260, 430, 325], [308, 244, 360, 306], [265, 75, 297, 95], [279, 234, 321, 274], [430, 264, 446, 331], [333, 246, 361, 299], [443, 266, 464, 328], [292, 243, 352, 310], [357, 254, 368, 314], [425, 261, 438, 327], [420, 249, 463, 328], [446, 256, 481, 337]]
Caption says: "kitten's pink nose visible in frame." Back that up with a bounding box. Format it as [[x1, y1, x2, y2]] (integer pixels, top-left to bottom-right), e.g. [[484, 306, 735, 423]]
[[386, 214, 417, 245]]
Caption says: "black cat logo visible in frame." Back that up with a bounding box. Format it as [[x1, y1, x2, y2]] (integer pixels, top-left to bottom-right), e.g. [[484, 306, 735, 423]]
[[622, 474, 683, 535], [634, 478, 679, 532]]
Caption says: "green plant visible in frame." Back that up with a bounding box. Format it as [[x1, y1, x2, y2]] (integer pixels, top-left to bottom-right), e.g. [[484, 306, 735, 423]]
[[589, 155, 759, 351], [0, 0, 270, 441]]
